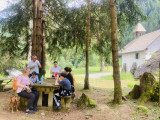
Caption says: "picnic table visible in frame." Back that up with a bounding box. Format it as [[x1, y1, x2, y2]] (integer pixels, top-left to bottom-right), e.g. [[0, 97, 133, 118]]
[[31, 78, 59, 110], [0, 78, 13, 92]]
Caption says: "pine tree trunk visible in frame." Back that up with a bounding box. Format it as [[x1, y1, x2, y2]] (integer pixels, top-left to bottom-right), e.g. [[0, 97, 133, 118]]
[[36, 0, 42, 62], [100, 56, 105, 72], [110, 0, 122, 104], [32, 0, 37, 55], [32, 0, 45, 76], [84, 0, 90, 89], [41, 19, 46, 76]]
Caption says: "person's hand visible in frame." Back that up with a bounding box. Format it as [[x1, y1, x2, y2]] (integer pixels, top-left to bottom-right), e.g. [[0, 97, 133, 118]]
[[26, 82, 30, 86], [36, 62, 39, 66], [25, 86, 31, 91], [31, 66, 35, 69]]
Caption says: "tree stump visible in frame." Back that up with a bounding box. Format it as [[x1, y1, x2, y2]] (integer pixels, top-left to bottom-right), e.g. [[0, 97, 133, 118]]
[[130, 62, 137, 76], [138, 72, 156, 103], [121, 63, 127, 72], [126, 84, 140, 99], [127, 72, 156, 103], [77, 93, 96, 109]]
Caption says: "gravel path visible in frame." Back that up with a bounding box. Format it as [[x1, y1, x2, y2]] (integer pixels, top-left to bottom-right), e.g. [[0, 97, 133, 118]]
[[76, 72, 112, 79]]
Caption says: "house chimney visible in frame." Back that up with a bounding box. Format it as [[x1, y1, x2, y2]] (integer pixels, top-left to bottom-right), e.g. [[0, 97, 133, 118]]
[[133, 23, 146, 37]]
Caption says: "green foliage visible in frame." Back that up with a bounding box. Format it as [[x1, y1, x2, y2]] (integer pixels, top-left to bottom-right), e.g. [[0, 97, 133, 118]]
[[137, 105, 150, 115], [0, 0, 32, 57]]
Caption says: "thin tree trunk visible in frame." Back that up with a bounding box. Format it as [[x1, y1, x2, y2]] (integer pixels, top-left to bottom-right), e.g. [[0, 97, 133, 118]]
[[41, 19, 46, 76], [110, 0, 122, 104], [101, 56, 105, 72], [32, 0, 37, 55], [84, 0, 90, 89], [28, 20, 32, 62]]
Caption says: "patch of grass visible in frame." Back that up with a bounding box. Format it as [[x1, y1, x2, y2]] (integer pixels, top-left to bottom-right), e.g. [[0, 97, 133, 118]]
[[127, 81, 139, 88], [96, 72, 134, 81], [0, 74, 6, 78], [75, 75, 137, 89], [72, 66, 113, 75]]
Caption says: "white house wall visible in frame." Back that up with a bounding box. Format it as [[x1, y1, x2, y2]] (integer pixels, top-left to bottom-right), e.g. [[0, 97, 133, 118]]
[[146, 36, 160, 60], [122, 52, 146, 73]]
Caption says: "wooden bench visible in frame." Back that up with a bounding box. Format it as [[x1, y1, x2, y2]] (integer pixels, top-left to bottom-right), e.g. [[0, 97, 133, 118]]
[[61, 96, 71, 111], [0, 78, 13, 92]]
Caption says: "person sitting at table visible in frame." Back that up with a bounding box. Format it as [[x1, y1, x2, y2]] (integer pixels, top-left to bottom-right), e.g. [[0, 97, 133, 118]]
[[29, 71, 40, 108], [50, 61, 62, 78], [30, 71, 39, 84], [64, 67, 74, 92], [16, 67, 39, 114], [55, 72, 71, 96]]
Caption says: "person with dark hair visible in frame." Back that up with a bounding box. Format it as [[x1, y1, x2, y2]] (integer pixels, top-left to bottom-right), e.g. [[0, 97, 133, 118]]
[[30, 71, 39, 84], [50, 61, 62, 78], [64, 67, 75, 93], [64, 67, 73, 85]]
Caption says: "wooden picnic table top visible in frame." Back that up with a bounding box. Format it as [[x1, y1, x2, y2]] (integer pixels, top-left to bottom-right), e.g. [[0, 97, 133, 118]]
[[31, 77, 59, 88], [31, 83, 59, 88]]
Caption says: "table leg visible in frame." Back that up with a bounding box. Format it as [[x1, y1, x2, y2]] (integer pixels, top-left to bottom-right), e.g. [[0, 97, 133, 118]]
[[0, 82, 3, 92], [48, 91, 54, 110], [38, 91, 43, 107]]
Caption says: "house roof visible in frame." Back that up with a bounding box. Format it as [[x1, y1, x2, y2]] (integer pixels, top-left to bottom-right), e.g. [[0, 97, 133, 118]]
[[119, 29, 160, 55], [133, 23, 146, 33]]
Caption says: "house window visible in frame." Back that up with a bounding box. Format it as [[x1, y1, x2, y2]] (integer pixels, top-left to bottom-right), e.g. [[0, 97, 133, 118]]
[[136, 53, 139, 59]]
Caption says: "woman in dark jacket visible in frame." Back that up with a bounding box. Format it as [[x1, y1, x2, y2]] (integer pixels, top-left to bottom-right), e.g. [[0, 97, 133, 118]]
[[64, 67, 74, 92]]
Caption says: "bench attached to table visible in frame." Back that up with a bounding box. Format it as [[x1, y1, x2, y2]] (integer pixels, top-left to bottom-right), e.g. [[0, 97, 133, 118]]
[[61, 96, 71, 111], [0, 78, 13, 92]]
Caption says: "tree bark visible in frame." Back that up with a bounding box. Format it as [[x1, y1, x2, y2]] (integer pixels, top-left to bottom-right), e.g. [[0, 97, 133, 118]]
[[100, 56, 105, 72], [41, 19, 46, 76], [36, 0, 42, 62], [84, 0, 90, 89], [110, 0, 122, 104], [32, 0, 45, 76], [32, 0, 37, 55]]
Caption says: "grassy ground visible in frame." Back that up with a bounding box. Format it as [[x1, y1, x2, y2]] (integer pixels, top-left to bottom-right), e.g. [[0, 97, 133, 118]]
[[75, 75, 138, 89]]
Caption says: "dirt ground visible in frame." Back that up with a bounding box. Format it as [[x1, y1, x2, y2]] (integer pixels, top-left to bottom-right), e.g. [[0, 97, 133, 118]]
[[0, 86, 159, 120]]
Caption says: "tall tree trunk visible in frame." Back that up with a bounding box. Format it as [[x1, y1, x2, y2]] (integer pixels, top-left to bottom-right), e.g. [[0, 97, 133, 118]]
[[41, 19, 46, 76], [28, 20, 32, 62], [32, 0, 46, 77], [110, 0, 122, 104], [100, 56, 105, 72], [36, 0, 42, 63], [32, 0, 37, 55], [84, 0, 90, 89]]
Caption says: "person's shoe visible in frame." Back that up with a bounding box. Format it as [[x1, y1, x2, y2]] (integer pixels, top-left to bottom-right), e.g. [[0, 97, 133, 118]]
[[26, 110, 35, 114], [33, 108, 39, 112]]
